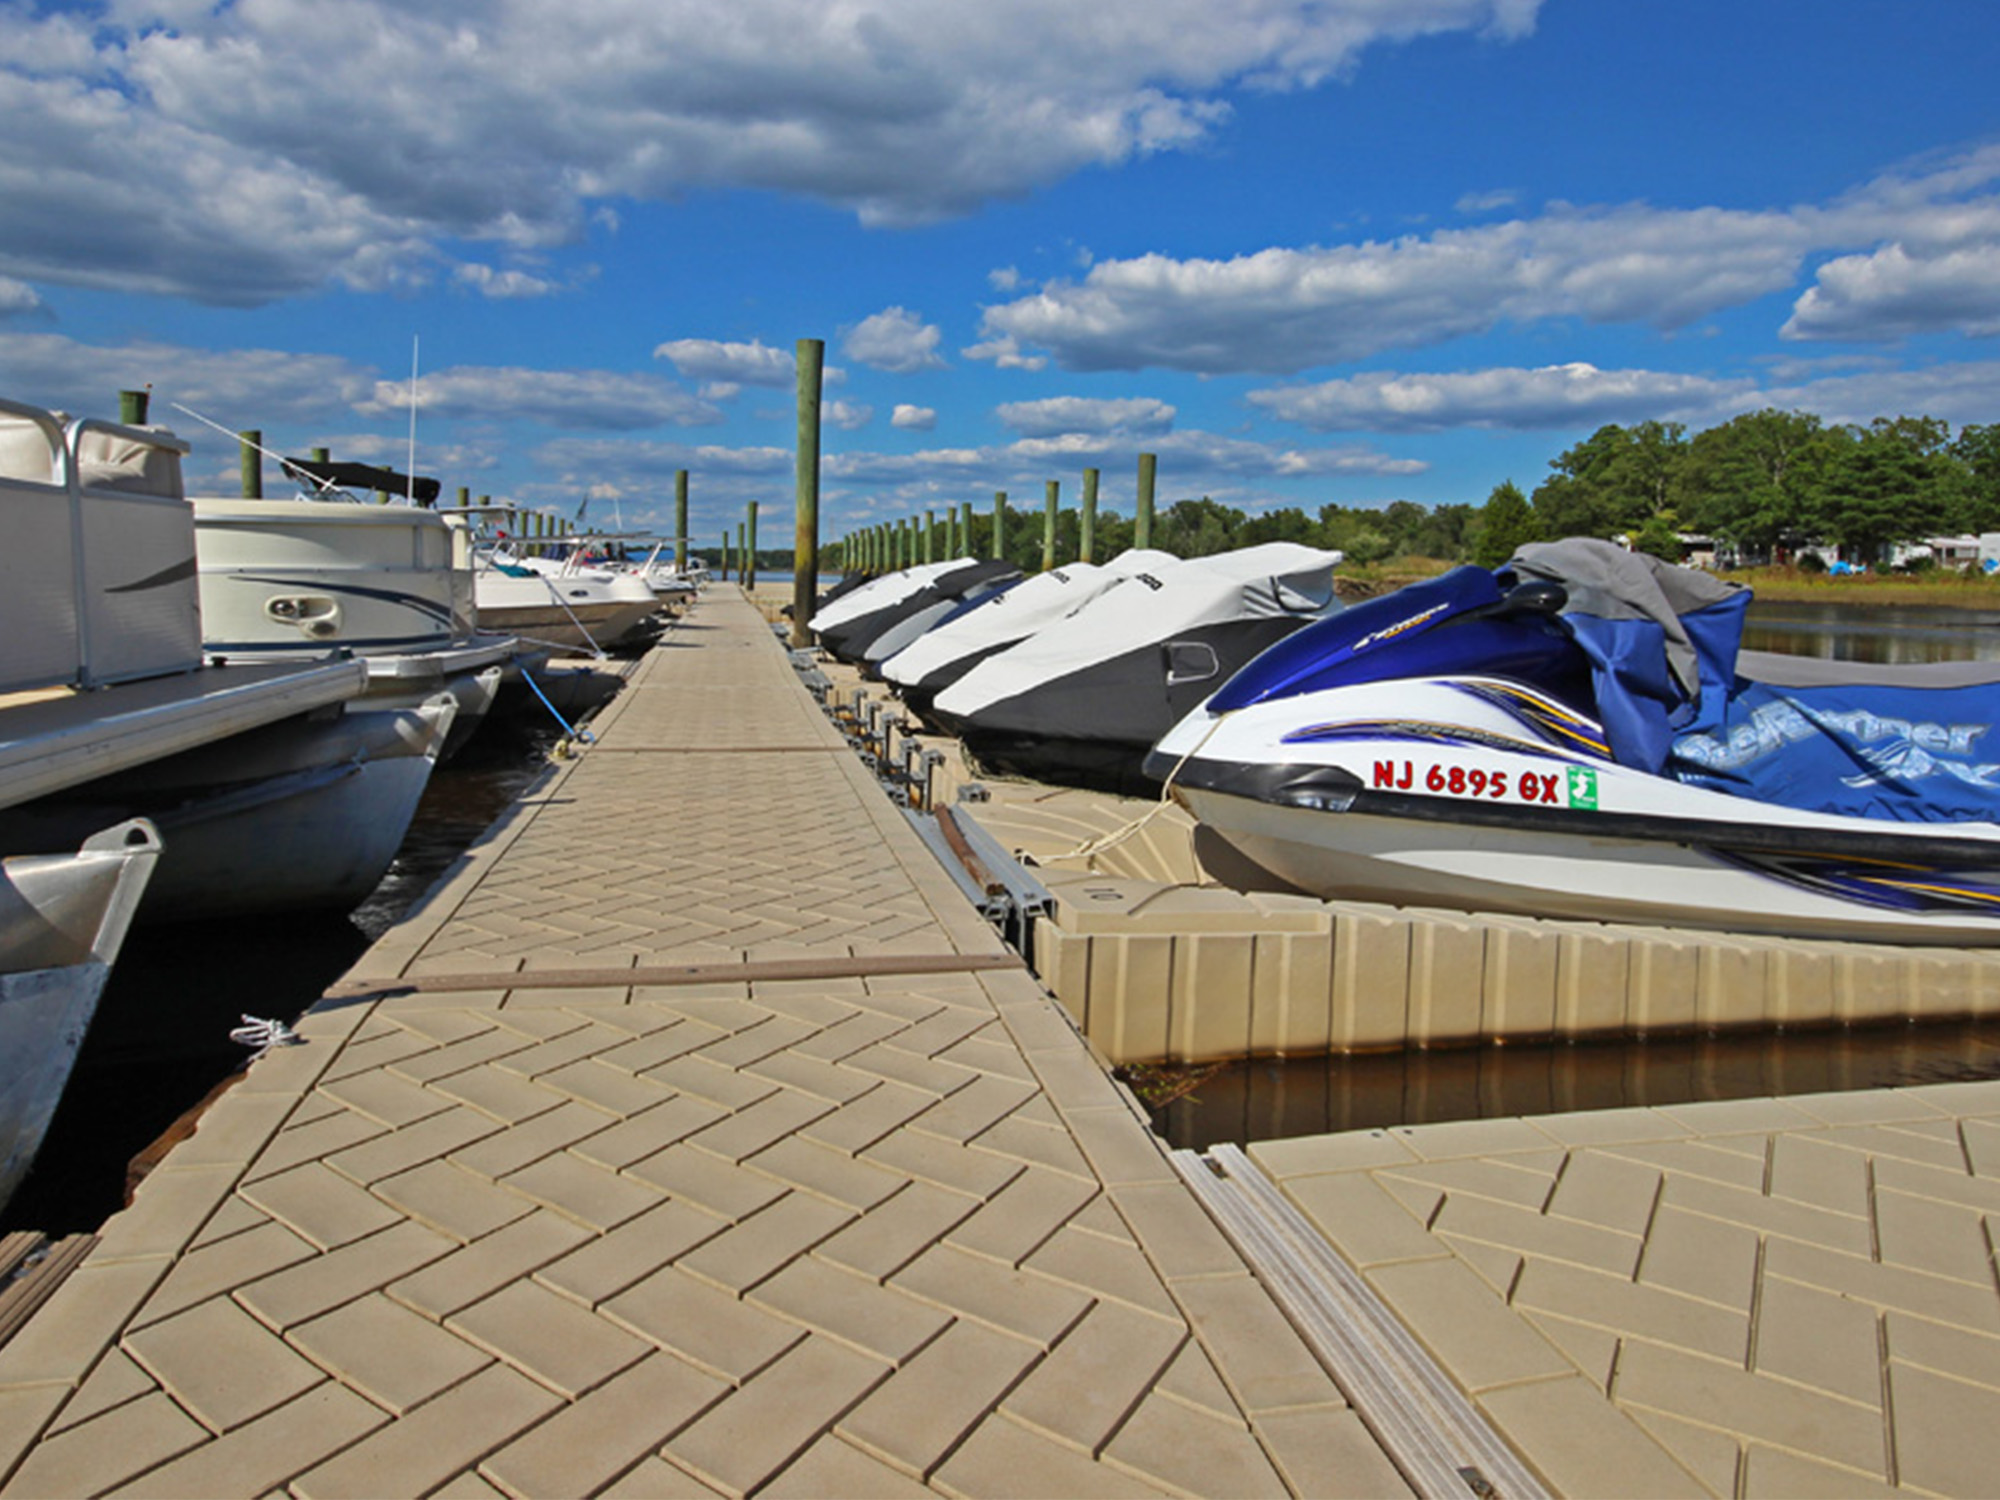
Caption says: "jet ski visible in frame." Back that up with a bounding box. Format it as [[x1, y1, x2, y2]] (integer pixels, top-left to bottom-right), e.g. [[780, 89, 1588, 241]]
[[880, 549, 1182, 720], [930, 542, 1345, 790], [809, 557, 1023, 665], [1146, 538, 2000, 945]]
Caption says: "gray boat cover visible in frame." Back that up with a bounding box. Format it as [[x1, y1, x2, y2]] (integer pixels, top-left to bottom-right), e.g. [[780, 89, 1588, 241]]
[[932, 542, 1344, 739], [880, 549, 1181, 691], [808, 559, 967, 634]]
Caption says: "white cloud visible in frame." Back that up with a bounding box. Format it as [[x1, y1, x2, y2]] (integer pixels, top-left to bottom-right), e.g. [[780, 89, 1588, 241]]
[[995, 396, 1176, 437], [654, 338, 796, 387], [961, 335, 1047, 371], [974, 146, 2000, 374], [1455, 188, 1519, 214], [843, 307, 946, 372], [0, 277, 45, 319], [1247, 356, 2000, 436], [826, 399, 875, 430], [361, 367, 723, 429], [989, 266, 1023, 292], [0, 0, 1545, 302], [1783, 242, 2000, 342], [1249, 363, 1759, 432], [452, 263, 564, 300], [892, 404, 937, 430]]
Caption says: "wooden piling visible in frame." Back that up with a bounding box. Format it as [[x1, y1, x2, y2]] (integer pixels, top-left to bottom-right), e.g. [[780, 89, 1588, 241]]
[[1081, 468, 1099, 563], [1136, 453, 1157, 550], [239, 430, 262, 499], [992, 491, 1007, 561], [675, 470, 690, 575], [1042, 481, 1059, 571], [745, 503, 758, 590], [793, 340, 822, 646]]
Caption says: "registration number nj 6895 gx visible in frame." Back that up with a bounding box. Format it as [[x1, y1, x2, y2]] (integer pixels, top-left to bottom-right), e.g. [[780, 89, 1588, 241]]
[[1372, 758, 1598, 809]]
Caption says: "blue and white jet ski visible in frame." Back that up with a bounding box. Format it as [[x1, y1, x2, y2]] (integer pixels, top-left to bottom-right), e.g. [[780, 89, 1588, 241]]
[[1146, 538, 2000, 944]]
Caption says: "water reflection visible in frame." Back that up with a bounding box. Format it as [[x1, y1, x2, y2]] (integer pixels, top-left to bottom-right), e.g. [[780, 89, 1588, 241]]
[[1743, 599, 2000, 665], [1146, 1021, 2000, 1152]]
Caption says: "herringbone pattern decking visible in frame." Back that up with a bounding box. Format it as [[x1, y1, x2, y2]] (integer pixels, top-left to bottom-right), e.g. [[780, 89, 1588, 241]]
[[0, 592, 1397, 1499]]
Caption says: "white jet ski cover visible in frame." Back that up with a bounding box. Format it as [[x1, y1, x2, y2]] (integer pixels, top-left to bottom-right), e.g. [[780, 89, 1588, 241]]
[[807, 558, 967, 634], [933, 542, 1343, 732]]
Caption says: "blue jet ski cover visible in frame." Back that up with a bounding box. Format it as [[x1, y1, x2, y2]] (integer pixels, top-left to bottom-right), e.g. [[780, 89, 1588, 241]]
[[1503, 540, 2000, 825]]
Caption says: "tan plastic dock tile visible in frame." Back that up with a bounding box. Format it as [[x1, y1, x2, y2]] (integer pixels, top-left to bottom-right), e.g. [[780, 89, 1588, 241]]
[[1613, 1340, 1885, 1478], [1512, 1257, 1750, 1366], [288, 1293, 492, 1415], [1364, 1257, 1574, 1394], [835, 1319, 1042, 1479], [747, 1256, 952, 1364], [678, 1190, 856, 1296], [448, 1280, 651, 1399], [125, 1296, 328, 1434], [99, 1383, 389, 1500], [240, 1162, 407, 1252], [664, 1333, 891, 1498], [1102, 1392, 1289, 1498], [499, 1150, 661, 1232], [931, 1413, 1175, 1499], [535, 1199, 730, 1306], [813, 1180, 982, 1283], [3, 1390, 209, 1498], [291, 1363, 563, 1500], [601, 1266, 806, 1383], [1476, 1375, 1705, 1499], [478, 1353, 727, 1500], [1000, 1300, 1184, 1456], [129, 1218, 317, 1332], [624, 1141, 789, 1221], [237, 1220, 455, 1333], [449, 1099, 617, 1179], [763, 1434, 937, 1498], [945, 1167, 1099, 1267], [1252, 1405, 1416, 1499], [893, 1242, 1093, 1350], [390, 1210, 596, 1322]]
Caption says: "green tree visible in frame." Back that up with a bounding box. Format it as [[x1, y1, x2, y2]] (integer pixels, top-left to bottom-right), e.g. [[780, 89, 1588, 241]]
[[1950, 424, 2000, 533], [1682, 408, 1832, 555], [1820, 416, 1953, 563], [1474, 481, 1538, 567], [1155, 497, 1245, 557]]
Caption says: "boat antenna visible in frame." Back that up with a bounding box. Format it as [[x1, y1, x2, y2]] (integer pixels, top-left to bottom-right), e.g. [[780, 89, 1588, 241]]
[[166, 401, 345, 498], [406, 336, 419, 506]]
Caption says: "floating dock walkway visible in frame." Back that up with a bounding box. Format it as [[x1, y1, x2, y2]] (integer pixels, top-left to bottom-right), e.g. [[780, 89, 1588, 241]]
[[1, 587, 1997, 1497]]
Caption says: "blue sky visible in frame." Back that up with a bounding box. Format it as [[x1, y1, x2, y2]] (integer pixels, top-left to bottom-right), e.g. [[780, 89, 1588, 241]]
[[4, 0, 1999, 551]]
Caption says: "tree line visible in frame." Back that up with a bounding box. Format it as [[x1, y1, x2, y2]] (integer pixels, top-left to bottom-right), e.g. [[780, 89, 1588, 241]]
[[816, 408, 2000, 575]]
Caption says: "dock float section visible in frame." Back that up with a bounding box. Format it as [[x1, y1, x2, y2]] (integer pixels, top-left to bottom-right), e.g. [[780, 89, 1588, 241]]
[[0, 587, 1996, 1497]]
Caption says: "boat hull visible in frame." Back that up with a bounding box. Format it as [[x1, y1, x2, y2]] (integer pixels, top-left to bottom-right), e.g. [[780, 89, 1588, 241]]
[[0, 820, 160, 1211], [0, 699, 454, 921], [1152, 677, 2000, 945]]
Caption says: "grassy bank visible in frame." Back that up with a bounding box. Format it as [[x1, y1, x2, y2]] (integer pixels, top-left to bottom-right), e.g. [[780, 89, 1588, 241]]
[[1713, 566, 2000, 607], [1333, 556, 2000, 610]]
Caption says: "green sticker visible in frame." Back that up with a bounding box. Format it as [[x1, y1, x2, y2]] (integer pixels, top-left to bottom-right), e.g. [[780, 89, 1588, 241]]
[[1566, 765, 1598, 809]]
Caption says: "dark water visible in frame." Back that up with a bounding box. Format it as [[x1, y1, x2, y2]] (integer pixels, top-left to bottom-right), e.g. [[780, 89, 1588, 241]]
[[1143, 1021, 2000, 1152], [1135, 598, 2000, 1150], [2, 709, 563, 1235]]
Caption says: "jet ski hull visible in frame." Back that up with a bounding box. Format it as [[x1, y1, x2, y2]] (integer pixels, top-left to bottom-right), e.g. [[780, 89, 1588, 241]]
[[1151, 678, 2000, 945]]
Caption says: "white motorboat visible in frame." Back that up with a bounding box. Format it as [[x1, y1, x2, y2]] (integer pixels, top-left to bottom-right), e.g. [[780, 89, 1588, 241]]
[[1149, 540, 2000, 945], [473, 544, 662, 654], [0, 396, 450, 922], [193, 473, 516, 757], [0, 819, 160, 1212], [0, 694, 456, 921], [929, 542, 1344, 787]]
